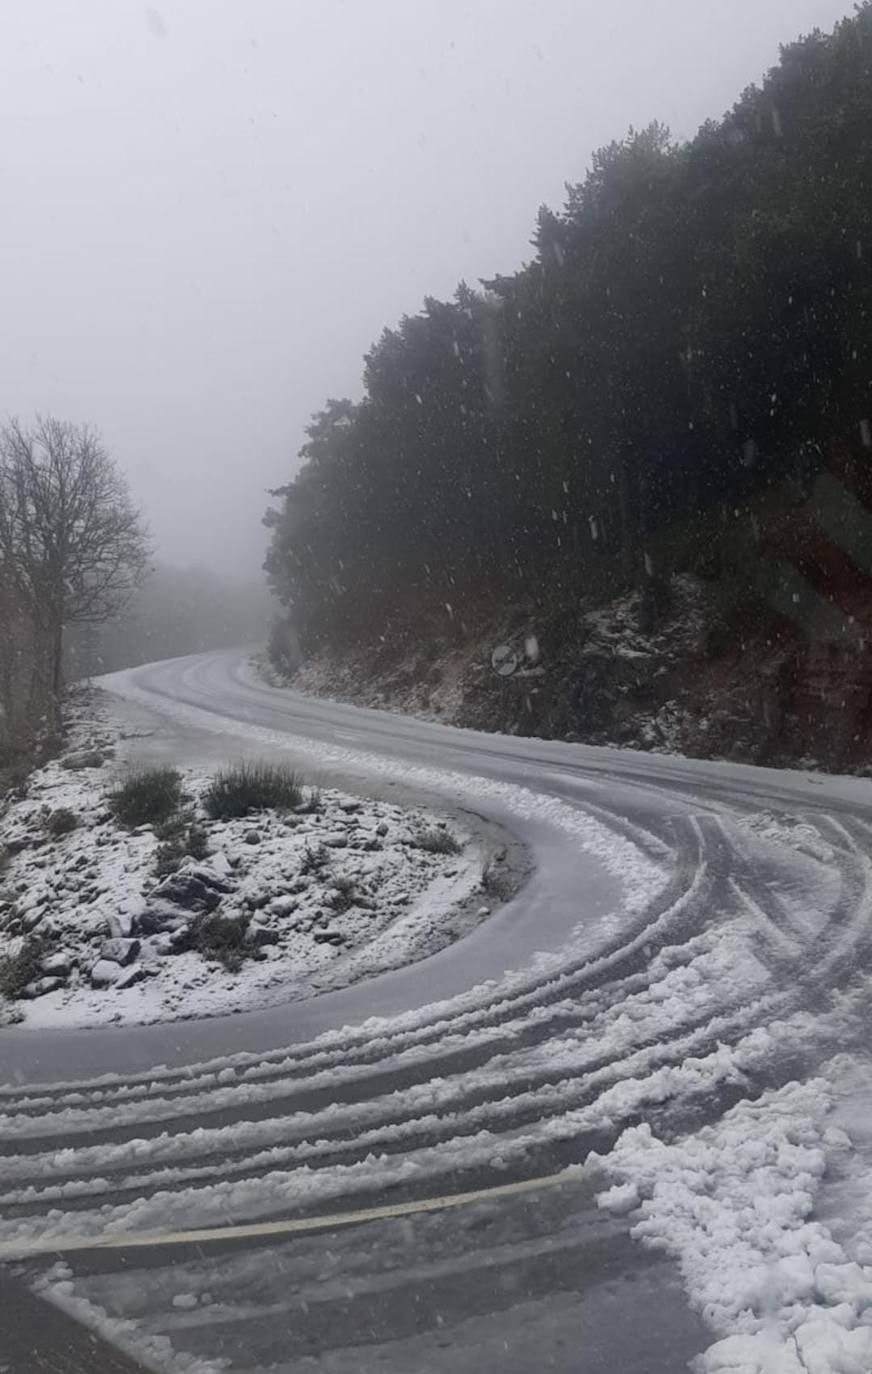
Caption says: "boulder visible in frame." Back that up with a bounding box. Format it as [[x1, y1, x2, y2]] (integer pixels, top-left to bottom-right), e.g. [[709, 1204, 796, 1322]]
[[40, 952, 72, 978], [149, 873, 221, 913], [116, 963, 147, 990], [133, 908, 177, 937], [168, 924, 194, 953], [245, 891, 271, 911], [245, 925, 279, 948], [23, 975, 65, 999], [268, 896, 297, 918], [243, 829, 262, 846], [101, 937, 141, 967], [177, 863, 235, 895], [61, 749, 104, 771], [90, 959, 123, 988]]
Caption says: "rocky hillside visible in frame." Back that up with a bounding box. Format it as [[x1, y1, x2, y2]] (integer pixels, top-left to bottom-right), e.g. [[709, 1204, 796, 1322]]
[[272, 570, 872, 775]]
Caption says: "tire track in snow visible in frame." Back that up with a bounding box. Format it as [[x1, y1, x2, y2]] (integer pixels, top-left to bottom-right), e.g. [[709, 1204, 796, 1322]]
[[2, 803, 867, 1260]]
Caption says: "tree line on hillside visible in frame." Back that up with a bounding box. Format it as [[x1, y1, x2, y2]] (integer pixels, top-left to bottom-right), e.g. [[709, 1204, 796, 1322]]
[[0, 417, 148, 765], [265, 5, 872, 659]]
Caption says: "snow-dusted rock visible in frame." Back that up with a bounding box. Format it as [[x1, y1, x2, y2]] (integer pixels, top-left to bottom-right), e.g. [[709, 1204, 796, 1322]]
[[61, 749, 104, 771], [132, 908, 177, 937], [243, 829, 262, 846], [40, 952, 73, 977], [90, 959, 123, 988], [205, 851, 231, 878], [101, 937, 141, 967], [149, 872, 221, 913], [104, 913, 125, 940], [267, 896, 297, 917], [23, 975, 65, 999], [116, 963, 147, 989], [177, 862, 235, 895], [245, 925, 279, 948], [167, 925, 194, 954]]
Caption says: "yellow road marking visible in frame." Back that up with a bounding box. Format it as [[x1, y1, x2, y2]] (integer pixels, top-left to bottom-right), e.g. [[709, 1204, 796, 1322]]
[[0, 1166, 584, 1260]]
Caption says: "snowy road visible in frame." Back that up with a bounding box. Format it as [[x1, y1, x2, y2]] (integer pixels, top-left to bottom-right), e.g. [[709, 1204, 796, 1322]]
[[4, 648, 872, 1373]]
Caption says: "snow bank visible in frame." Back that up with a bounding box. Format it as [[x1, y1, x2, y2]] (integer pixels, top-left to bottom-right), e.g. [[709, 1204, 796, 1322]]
[[588, 1066, 872, 1374]]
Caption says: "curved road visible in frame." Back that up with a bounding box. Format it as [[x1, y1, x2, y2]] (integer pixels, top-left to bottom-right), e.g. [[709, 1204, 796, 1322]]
[[4, 648, 872, 1373]]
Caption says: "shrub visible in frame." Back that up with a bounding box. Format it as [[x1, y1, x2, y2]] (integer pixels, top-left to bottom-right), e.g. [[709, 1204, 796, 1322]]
[[202, 763, 303, 820], [110, 768, 183, 829], [411, 826, 461, 855], [154, 811, 186, 843], [45, 807, 78, 838], [186, 824, 209, 860], [190, 911, 250, 972], [328, 875, 358, 912], [154, 840, 181, 878], [300, 842, 329, 875], [481, 859, 515, 902], [0, 935, 45, 1000], [153, 821, 210, 877]]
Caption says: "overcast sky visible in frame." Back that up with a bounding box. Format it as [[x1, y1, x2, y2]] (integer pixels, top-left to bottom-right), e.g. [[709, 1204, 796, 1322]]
[[0, 0, 856, 579]]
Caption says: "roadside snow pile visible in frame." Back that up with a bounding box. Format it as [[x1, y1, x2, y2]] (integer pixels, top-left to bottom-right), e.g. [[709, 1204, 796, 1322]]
[[588, 1065, 872, 1374], [0, 711, 482, 1029], [34, 1261, 220, 1374]]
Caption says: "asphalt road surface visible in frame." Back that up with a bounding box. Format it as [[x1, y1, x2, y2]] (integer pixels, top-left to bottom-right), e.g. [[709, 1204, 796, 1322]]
[[4, 648, 872, 1373]]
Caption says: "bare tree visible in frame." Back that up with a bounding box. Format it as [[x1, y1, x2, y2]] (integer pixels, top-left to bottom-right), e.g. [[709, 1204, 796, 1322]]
[[0, 416, 150, 721]]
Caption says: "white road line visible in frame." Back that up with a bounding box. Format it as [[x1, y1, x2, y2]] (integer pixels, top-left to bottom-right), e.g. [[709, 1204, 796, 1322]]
[[0, 1166, 584, 1260]]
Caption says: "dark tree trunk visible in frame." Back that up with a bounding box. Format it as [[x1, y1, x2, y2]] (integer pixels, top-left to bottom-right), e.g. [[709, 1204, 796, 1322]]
[[49, 618, 64, 731]]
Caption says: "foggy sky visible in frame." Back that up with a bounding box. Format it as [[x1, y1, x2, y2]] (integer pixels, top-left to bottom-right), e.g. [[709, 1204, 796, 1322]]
[[0, 0, 855, 579]]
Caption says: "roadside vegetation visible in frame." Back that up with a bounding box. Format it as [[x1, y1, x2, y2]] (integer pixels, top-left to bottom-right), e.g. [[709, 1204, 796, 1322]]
[[189, 910, 251, 973], [411, 827, 461, 856], [0, 934, 45, 1001], [202, 762, 303, 819], [154, 818, 209, 876], [44, 808, 79, 838], [0, 417, 148, 768], [109, 767, 183, 829]]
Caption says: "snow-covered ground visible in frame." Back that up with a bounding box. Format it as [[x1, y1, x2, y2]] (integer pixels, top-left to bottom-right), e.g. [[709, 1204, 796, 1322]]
[[590, 1056, 872, 1374], [0, 697, 485, 1028], [10, 656, 872, 1373]]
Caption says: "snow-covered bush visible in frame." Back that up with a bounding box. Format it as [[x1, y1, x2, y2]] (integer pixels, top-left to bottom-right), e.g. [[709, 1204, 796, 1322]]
[[0, 934, 45, 999], [45, 807, 78, 837], [202, 762, 303, 819], [411, 826, 461, 855], [153, 819, 209, 876], [189, 910, 250, 972], [109, 767, 183, 829]]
